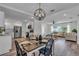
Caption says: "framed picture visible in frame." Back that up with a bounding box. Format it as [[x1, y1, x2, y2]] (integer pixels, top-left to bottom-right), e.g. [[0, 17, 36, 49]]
[[28, 25, 32, 29]]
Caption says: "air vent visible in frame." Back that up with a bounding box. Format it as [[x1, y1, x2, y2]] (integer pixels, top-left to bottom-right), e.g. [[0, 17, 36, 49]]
[[77, 14, 79, 16], [50, 9, 55, 12]]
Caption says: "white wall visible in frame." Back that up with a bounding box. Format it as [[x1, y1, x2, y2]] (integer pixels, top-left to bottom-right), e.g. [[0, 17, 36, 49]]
[[5, 18, 35, 38], [33, 20, 52, 36], [77, 20, 79, 44], [34, 20, 42, 35], [42, 23, 51, 35], [22, 21, 32, 37], [5, 18, 22, 38], [33, 21, 51, 36], [22, 22, 26, 37], [0, 11, 4, 27]]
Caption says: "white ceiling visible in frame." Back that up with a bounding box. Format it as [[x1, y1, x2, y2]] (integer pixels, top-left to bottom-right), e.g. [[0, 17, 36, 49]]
[[0, 3, 79, 23]]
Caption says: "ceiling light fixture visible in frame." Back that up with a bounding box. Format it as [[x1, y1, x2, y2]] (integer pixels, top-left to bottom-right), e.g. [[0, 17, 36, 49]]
[[34, 3, 46, 21]]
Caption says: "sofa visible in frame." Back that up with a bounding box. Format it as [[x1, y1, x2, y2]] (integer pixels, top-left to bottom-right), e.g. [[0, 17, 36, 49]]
[[65, 32, 77, 41]]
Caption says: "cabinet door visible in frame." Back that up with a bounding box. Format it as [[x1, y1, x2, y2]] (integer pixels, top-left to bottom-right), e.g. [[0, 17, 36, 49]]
[[0, 36, 11, 55]]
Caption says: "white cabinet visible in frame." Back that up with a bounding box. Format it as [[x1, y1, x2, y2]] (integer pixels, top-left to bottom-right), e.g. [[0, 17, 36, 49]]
[[0, 11, 4, 27], [0, 35, 12, 55]]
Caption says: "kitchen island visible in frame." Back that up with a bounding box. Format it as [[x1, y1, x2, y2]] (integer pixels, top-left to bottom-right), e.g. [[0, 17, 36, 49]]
[[0, 35, 12, 55]]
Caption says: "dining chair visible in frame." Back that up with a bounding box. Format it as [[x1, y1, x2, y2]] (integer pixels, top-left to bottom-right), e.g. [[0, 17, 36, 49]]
[[36, 36, 39, 41], [15, 40, 27, 56], [39, 35, 42, 44], [39, 39, 54, 56], [26, 32, 29, 38]]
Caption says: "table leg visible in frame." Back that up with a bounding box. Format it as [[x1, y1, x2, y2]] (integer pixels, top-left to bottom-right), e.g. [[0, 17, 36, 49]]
[[53, 41, 54, 55], [33, 52, 35, 56]]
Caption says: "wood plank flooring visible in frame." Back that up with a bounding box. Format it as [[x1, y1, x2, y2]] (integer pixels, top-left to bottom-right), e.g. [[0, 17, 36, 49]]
[[1, 38, 79, 56]]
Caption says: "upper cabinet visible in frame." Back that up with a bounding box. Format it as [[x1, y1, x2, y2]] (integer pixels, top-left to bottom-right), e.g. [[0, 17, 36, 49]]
[[0, 11, 4, 27]]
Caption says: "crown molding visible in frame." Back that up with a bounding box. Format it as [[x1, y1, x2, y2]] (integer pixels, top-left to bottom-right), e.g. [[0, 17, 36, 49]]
[[0, 4, 33, 16]]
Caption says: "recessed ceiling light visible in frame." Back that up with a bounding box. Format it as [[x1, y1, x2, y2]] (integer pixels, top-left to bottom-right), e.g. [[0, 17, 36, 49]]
[[31, 17, 34, 19], [50, 9, 55, 12], [64, 13, 67, 16]]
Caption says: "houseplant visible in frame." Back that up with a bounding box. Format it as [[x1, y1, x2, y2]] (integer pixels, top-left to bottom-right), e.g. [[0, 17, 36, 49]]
[[0, 27, 5, 35], [72, 29, 77, 33]]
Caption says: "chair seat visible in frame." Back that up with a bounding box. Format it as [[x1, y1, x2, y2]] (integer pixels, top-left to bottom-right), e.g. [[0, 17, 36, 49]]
[[39, 47, 50, 55], [39, 39, 54, 56]]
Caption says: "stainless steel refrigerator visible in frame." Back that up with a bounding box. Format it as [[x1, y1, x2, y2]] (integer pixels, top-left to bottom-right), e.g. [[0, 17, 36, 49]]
[[14, 26, 22, 38]]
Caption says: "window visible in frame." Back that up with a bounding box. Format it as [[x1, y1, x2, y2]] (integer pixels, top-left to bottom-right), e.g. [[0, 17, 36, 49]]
[[41, 25, 45, 35], [67, 24, 71, 33], [51, 26, 54, 32]]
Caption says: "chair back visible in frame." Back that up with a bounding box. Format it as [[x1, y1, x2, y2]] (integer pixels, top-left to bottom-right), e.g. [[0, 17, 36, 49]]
[[39, 35, 42, 40], [36, 36, 39, 41], [15, 40, 23, 56], [45, 39, 54, 55], [26, 32, 29, 38], [46, 39, 53, 47], [39, 35, 42, 44]]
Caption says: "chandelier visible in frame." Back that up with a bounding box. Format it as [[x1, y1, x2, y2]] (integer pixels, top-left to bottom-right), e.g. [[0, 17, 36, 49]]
[[34, 3, 46, 21]]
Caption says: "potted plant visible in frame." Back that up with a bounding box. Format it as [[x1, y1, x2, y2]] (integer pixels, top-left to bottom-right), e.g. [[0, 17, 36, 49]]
[[0, 27, 5, 35], [72, 29, 77, 33]]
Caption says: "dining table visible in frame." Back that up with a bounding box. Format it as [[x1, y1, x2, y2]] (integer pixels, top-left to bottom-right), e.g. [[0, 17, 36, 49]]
[[21, 42, 45, 56], [15, 37, 45, 56]]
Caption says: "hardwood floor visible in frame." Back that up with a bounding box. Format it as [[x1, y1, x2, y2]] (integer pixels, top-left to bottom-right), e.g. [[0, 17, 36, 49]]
[[1, 38, 79, 56]]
